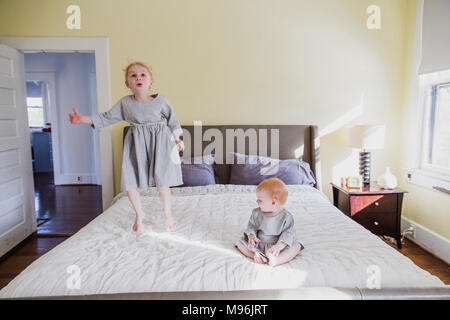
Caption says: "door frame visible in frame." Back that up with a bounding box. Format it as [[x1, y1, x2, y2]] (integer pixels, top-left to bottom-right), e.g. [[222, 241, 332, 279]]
[[26, 72, 61, 182], [0, 37, 114, 209]]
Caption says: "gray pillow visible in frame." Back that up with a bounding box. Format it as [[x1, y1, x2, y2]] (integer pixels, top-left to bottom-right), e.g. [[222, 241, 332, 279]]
[[180, 154, 217, 186], [229, 153, 316, 186]]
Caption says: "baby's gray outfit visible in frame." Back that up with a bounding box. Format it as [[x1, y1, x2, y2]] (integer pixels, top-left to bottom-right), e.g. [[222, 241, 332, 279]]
[[90, 94, 183, 191], [235, 207, 304, 261]]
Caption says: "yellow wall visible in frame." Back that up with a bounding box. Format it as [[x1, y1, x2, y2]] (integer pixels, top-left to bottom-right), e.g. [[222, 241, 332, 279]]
[[3, 1, 443, 237], [398, 0, 450, 239]]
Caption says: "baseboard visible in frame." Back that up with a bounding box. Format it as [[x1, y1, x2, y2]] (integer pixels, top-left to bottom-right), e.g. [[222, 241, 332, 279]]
[[401, 216, 450, 264], [56, 174, 101, 185]]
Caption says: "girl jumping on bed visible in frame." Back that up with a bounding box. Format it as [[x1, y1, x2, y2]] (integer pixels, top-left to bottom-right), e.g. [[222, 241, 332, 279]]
[[69, 62, 184, 232], [235, 178, 304, 267]]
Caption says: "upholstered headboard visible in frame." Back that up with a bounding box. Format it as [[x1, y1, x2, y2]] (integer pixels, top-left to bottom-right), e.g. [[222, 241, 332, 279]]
[[123, 125, 320, 189]]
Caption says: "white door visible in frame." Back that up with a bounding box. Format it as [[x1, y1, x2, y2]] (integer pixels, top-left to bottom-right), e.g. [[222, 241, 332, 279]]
[[0, 44, 36, 258]]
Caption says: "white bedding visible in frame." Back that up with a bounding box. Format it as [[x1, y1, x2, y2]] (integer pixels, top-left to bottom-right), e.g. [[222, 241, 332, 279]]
[[0, 185, 443, 298]]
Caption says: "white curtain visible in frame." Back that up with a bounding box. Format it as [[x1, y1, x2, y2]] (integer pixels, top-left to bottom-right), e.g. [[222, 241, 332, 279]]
[[418, 0, 450, 74]]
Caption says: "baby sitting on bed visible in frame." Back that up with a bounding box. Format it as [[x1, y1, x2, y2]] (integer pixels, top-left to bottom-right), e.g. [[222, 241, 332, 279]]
[[235, 178, 304, 267]]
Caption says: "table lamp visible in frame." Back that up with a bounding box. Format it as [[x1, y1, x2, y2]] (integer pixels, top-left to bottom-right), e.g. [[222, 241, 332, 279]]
[[347, 125, 386, 187]]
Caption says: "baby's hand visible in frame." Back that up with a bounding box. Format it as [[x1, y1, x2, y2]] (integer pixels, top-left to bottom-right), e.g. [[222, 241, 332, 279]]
[[248, 234, 261, 249], [267, 242, 286, 256]]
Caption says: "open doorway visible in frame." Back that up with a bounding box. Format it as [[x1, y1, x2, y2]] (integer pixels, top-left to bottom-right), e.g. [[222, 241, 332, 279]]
[[0, 36, 115, 211], [25, 52, 103, 235], [0, 37, 114, 256]]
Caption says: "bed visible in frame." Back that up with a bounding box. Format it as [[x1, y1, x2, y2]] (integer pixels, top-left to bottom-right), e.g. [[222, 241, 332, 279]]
[[0, 125, 448, 300]]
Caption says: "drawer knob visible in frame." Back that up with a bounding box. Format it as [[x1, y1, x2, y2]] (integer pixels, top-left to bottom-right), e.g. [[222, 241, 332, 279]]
[[374, 221, 379, 226], [375, 202, 379, 206]]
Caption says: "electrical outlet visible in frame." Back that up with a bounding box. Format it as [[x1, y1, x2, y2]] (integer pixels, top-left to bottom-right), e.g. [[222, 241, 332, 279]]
[[404, 226, 415, 239], [401, 226, 415, 240], [409, 226, 416, 239], [77, 176, 82, 182]]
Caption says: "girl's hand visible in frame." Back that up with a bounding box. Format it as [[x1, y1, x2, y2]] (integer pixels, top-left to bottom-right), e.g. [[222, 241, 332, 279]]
[[69, 108, 82, 124], [175, 139, 184, 152], [69, 108, 92, 125], [248, 234, 261, 249]]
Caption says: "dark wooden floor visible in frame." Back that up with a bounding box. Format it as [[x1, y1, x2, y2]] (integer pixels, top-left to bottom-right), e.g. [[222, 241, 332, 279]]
[[0, 176, 448, 292], [0, 235, 67, 290], [383, 238, 450, 284], [34, 173, 103, 235]]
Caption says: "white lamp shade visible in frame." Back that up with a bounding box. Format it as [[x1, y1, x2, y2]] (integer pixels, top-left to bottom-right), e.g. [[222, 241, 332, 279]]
[[347, 125, 385, 150]]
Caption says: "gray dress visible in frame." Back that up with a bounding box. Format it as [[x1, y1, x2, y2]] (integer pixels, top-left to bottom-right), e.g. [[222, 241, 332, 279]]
[[235, 207, 304, 262], [90, 93, 183, 191]]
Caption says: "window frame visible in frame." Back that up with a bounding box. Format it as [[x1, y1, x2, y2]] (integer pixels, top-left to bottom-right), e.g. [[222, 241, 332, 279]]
[[26, 81, 49, 128], [420, 80, 450, 176], [26, 105, 45, 127], [406, 69, 450, 192]]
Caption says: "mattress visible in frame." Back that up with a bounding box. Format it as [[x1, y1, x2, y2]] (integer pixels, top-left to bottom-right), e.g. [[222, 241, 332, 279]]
[[0, 185, 444, 298]]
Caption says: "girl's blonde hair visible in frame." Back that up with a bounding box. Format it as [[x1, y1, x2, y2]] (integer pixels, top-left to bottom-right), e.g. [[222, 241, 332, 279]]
[[256, 178, 289, 205], [124, 61, 153, 83]]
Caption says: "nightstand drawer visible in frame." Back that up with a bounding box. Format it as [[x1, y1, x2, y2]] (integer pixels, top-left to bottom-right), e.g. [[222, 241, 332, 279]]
[[352, 210, 396, 236], [349, 194, 397, 216]]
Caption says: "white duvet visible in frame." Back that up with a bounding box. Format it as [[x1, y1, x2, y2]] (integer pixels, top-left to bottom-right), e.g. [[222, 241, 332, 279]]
[[0, 185, 443, 298]]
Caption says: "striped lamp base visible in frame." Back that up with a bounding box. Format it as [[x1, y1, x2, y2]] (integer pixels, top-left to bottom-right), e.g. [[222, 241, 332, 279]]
[[359, 151, 371, 186]]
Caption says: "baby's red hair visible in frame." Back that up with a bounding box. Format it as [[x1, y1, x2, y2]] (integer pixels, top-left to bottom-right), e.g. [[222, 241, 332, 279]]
[[256, 178, 288, 205]]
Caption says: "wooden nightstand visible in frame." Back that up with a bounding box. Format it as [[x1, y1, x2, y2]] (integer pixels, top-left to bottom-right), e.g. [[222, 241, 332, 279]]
[[331, 182, 408, 248]]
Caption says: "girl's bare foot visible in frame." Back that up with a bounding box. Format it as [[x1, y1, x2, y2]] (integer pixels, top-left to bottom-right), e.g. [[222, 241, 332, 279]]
[[133, 215, 144, 232], [165, 215, 177, 231]]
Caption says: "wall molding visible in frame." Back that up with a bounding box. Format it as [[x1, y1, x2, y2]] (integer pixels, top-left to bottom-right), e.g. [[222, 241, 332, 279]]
[[401, 216, 450, 264]]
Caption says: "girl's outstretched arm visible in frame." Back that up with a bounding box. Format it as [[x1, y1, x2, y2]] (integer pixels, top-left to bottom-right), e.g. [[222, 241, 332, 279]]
[[69, 108, 93, 125]]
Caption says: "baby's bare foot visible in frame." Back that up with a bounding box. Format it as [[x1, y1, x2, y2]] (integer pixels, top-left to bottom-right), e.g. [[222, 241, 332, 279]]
[[267, 253, 277, 267], [253, 253, 267, 264], [165, 216, 177, 231]]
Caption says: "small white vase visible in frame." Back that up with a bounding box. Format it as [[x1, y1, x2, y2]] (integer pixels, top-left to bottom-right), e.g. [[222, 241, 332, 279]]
[[377, 166, 397, 189]]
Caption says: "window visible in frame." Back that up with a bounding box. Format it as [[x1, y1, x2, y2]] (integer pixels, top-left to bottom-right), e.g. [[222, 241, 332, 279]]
[[27, 97, 44, 127], [26, 81, 46, 127], [423, 81, 450, 173], [407, 69, 450, 191], [405, 0, 450, 193]]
